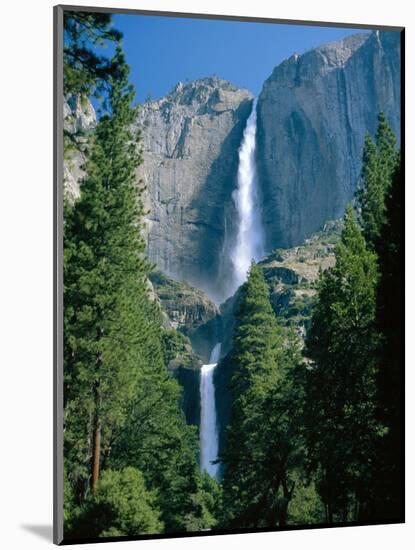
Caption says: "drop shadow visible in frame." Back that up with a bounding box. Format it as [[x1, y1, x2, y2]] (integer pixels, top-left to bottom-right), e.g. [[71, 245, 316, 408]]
[[21, 524, 53, 542]]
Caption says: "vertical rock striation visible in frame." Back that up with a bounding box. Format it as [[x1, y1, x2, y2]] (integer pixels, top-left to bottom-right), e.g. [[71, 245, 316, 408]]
[[136, 77, 253, 302], [256, 31, 401, 251], [63, 32, 401, 302]]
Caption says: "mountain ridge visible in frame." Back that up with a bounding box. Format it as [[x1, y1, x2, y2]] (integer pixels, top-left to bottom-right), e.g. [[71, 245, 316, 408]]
[[63, 30, 401, 303]]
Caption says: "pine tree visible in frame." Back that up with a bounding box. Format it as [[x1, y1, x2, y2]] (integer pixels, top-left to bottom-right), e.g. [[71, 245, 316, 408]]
[[64, 12, 122, 98], [304, 205, 379, 522], [221, 264, 302, 528], [63, 46, 149, 500], [371, 160, 403, 520], [64, 46, 216, 535], [357, 113, 398, 248], [354, 115, 402, 520], [67, 468, 163, 539], [376, 112, 398, 183]]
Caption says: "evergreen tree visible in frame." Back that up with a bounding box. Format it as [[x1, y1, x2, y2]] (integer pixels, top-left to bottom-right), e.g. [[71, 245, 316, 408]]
[[304, 206, 379, 522], [107, 369, 216, 532], [221, 264, 303, 528], [63, 45, 215, 536], [63, 46, 149, 501], [64, 12, 122, 98], [357, 113, 398, 248], [355, 115, 402, 520], [376, 112, 399, 183], [371, 160, 403, 520], [68, 467, 163, 538]]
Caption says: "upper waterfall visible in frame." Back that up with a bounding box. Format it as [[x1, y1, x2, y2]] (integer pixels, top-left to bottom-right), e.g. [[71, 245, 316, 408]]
[[228, 100, 265, 295]]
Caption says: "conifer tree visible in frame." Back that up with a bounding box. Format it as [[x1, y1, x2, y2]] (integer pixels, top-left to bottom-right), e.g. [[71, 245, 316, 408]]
[[63, 45, 216, 536], [357, 113, 398, 248], [371, 160, 403, 520], [304, 206, 379, 522], [354, 116, 402, 520], [376, 112, 398, 183], [63, 46, 149, 499], [221, 264, 302, 528], [64, 12, 122, 97]]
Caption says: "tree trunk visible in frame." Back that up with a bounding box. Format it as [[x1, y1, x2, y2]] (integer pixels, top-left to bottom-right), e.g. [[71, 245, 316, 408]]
[[91, 346, 103, 495], [278, 503, 288, 526], [328, 502, 333, 523], [91, 416, 101, 494], [279, 477, 295, 526]]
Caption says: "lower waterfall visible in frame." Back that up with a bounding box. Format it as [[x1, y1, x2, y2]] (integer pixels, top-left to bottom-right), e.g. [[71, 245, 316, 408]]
[[200, 343, 222, 478]]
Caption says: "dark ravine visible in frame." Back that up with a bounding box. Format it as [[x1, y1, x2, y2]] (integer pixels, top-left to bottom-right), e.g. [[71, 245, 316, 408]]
[[149, 271, 222, 426]]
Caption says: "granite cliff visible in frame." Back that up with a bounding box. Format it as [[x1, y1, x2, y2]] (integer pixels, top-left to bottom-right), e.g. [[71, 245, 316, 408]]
[[63, 31, 401, 303], [136, 77, 253, 302], [256, 31, 401, 250], [148, 270, 221, 361], [63, 94, 96, 201]]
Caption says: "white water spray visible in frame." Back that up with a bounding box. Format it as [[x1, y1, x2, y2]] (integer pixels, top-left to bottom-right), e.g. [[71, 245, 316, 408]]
[[229, 100, 265, 293], [200, 343, 222, 478], [199, 102, 265, 477]]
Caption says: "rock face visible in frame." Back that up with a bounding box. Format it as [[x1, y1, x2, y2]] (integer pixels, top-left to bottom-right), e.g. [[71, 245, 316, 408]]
[[136, 77, 253, 302], [149, 271, 219, 334], [64, 94, 96, 134], [257, 31, 401, 251], [63, 32, 401, 303], [63, 94, 96, 201], [260, 220, 340, 334], [148, 271, 222, 361]]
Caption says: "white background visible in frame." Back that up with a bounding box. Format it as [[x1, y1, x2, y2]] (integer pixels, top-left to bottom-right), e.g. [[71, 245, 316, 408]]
[[0, 0, 412, 548]]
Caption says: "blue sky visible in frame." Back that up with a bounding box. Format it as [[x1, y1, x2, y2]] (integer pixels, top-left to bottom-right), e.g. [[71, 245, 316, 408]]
[[110, 14, 368, 103]]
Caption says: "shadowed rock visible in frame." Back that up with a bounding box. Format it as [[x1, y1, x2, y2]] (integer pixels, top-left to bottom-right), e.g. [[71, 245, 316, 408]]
[[257, 31, 401, 251]]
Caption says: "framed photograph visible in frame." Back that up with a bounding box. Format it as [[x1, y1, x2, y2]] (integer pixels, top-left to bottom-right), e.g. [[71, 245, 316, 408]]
[[54, 4, 404, 545]]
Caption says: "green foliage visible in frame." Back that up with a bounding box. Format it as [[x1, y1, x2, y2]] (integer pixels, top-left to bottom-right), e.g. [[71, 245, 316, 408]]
[[276, 289, 316, 328], [161, 330, 196, 369], [63, 47, 148, 506], [107, 373, 209, 532], [181, 473, 223, 531], [68, 468, 163, 539], [357, 113, 398, 248], [370, 160, 403, 520], [64, 12, 122, 98], [63, 466, 78, 531], [63, 45, 209, 538], [304, 206, 379, 521], [287, 478, 325, 525], [221, 264, 304, 528], [301, 117, 402, 525]]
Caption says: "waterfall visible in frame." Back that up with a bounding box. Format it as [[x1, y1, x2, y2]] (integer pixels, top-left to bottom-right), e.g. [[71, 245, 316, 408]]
[[229, 99, 265, 294], [200, 343, 221, 478], [199, 102, 265, 478]]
